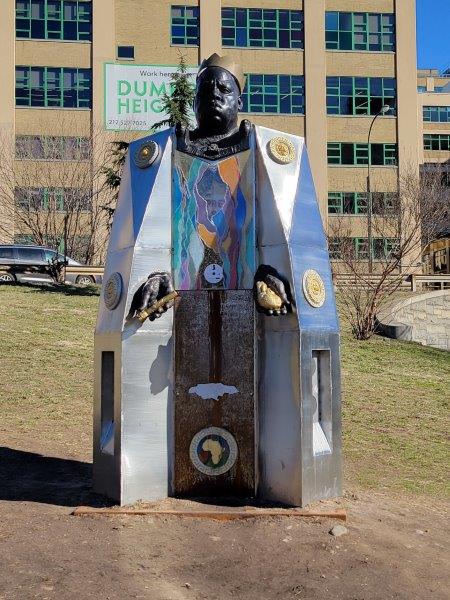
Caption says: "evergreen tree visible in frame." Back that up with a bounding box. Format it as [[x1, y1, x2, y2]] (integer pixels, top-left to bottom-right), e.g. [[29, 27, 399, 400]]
[[101, 140, 129, 227], [153, 53, 194, 130], [102, 54, 193, 220]]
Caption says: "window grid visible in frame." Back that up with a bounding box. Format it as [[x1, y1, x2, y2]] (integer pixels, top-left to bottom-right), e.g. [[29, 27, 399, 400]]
[[330, 237, 399, 260], [16, 0, 92, 41], [423, 106, 450, 122], [15, 135, 91, 160], [170, 5, 199, 45], [327, 143, 398, 166], [327, 192, 368, 214], [424, 134, 450, 151], [15, 186, 91, 211], [327, 76, 396, 116], [222, 8, 304, 49], [325, 12, 395, 52], [15, 66, 91, 108], [241, 74, 305, 114], [328, 191, 398, 215]]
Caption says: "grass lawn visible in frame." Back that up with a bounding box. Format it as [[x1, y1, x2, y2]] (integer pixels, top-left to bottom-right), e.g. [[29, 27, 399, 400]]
[[0, 283, 448, 499]]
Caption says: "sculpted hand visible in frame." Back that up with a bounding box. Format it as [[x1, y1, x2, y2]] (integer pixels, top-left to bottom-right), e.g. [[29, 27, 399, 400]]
[[254, 265, 290, 316], [131, 271, 177, 322]]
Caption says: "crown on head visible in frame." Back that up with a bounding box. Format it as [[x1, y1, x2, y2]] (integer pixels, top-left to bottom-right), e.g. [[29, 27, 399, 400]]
[[197, 53, 246, 93]]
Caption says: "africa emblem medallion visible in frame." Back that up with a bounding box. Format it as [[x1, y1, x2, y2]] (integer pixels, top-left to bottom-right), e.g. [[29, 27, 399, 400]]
[[104, 272, 123, 310], [267, 136, 296, 164], [189, 427, 238, 476], [302, 269, 326, 308]]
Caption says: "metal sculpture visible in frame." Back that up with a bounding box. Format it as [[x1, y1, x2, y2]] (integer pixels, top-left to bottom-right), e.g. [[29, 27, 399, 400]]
[[94, 54, 342, 506]]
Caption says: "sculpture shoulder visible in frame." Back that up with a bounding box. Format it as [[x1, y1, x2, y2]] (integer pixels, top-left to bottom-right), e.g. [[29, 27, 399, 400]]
[[254, 125, 305, 169], [128, 128, 174, 169], [129, 127, 174, 153], [254, 124, 304, 146]]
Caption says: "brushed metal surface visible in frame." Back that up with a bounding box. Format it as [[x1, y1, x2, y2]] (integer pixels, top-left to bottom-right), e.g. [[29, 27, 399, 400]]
[[255, 126, 303, 244], [256, 126, 342, 506], [300, 331, 342, 505], [94, 130, 174, 505], [258, 329, 302, 505]]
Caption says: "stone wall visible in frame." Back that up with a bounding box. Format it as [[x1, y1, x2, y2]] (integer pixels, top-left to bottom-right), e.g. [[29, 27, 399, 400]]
[[377, 290, 450, 351]]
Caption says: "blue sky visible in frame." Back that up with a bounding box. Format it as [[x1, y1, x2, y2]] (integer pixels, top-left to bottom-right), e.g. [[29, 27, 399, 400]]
[[416, 0, 450, 70]]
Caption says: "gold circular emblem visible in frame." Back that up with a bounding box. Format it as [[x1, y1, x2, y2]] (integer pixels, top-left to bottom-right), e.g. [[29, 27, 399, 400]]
[[135, 141, 159, 169], [267, 137, 296, 164], [302, 269, 326, 308], [104, 272, 123, 310]]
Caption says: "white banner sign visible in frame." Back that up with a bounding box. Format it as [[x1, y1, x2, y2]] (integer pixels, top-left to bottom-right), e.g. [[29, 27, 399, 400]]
[[104, 63, 197, 131]]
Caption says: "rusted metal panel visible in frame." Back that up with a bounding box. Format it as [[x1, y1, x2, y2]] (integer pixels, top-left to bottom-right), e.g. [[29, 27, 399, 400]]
[[174, 290, 255, 497]]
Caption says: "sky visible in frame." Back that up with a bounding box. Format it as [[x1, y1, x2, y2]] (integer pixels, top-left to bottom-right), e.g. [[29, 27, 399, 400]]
[[416, 0, 450, 71]]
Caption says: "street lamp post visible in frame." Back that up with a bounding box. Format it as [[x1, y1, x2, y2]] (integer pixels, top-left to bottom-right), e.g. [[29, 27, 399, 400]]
[[367, 104, 391, 273]]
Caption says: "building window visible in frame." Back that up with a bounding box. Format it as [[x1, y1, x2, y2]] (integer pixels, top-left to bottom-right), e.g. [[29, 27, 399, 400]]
[[170, 5, 199, 46], [328, 192, 368, 214], [327, 77, 396, 116], [117, 45, 134, 60], [241, 74, 304, 114], [423, 106, 450, 123], [433, 249, 448, 273], [222, 8, 304, 49], [329, 237, 399, 260], [15, 66, 91, 108], [16, 0, 92, 41], [15, 135, 91, 160], [15, 187, 91, 211], [327, 143, 397, 166], [424, 134, 450, 151], [328, 191, 398, 214], [325, 12, 395, 52]]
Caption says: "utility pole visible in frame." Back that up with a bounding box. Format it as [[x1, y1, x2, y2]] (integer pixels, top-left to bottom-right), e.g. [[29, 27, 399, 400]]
[[367, 104, 391, 273]]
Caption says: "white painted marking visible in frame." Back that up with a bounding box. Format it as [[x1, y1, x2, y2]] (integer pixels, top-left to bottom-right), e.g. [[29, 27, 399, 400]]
[[312, 422, 331, 455], [188, 383, 238, 401]]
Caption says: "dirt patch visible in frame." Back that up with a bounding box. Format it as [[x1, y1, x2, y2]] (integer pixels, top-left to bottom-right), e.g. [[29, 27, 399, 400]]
[[0, 441, 448, 600]]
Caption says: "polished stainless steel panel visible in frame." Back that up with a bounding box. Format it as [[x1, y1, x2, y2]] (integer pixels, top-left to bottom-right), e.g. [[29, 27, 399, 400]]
[[300, 331, 342, 505], [108, 155, 134, 252], [255, 125, 342, 506], [255, 126, 303, 244], [121, 330, 173, 503], [258, 329, 302, 505], [94, 130, 174, 505]]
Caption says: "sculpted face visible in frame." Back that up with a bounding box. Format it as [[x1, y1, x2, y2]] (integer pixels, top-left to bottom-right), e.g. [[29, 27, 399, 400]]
[[194, 67, 243, 136]]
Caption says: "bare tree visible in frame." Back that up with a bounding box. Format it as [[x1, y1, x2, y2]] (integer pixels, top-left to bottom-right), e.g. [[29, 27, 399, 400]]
[[0, 119, 118, 265], [328, 164, 449, 339]]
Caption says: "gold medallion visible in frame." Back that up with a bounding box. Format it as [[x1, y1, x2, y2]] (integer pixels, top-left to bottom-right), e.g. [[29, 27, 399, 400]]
[[135, 141, 159, 169], [267, 137, 296, 164], [302, 269, 326, 308]]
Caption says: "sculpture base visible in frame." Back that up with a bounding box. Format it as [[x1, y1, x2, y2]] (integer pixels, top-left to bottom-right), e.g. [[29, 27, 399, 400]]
[[173, 290, 256, 498]]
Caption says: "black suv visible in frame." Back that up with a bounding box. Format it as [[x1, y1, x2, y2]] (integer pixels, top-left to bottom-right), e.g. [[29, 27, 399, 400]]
[[0, 245, 81, 284]]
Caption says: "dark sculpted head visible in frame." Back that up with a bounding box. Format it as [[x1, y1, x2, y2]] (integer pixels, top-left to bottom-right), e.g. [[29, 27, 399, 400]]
[[194, 56, 245, 137]]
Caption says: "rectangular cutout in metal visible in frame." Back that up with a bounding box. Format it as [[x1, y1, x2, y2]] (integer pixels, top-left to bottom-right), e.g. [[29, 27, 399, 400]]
[[312, 350, 332, 455], [100, 351, 115, 455]]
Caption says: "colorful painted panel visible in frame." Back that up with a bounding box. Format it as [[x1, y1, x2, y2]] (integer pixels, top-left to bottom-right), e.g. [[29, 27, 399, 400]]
[[172, 150, 255, 290]]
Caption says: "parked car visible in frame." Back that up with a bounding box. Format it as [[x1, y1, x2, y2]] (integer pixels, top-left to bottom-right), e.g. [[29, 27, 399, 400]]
[[0, 245, 101, 285]]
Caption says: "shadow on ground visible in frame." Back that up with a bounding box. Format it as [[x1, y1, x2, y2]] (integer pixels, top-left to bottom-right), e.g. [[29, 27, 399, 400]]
[[10, 281, 100, 297], [0, 447, 111, 508]]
